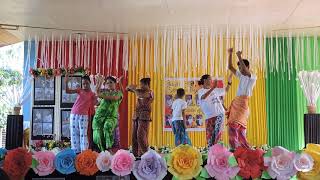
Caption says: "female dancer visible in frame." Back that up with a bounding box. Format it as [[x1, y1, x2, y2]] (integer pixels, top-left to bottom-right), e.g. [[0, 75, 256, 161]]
[[92, 76, 123, 151], [197, 74, 232, 147], [65, 72, 97, 153]]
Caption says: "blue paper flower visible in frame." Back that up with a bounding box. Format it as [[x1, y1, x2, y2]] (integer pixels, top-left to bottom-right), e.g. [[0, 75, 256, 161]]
[[55, 148, 76, 175], [0, 148, 7, 167], [0, 148, 7, 158]]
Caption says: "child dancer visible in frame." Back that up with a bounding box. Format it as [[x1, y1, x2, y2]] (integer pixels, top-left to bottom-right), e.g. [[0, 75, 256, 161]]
[[227, 48, 257, 149], [65, 72, 97, 153], [126, 78, 153, 157], [197, 74, 232, 147], [171, 88, 191, 146], [93, 76, 123, 151]]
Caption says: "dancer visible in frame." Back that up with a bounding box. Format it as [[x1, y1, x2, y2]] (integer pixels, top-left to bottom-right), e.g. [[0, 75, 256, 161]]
[[126, 78, 153, 157], [197, 74, 232, 147], [65, 72, 96, 153], [227, 48, 257, 149], [93, 76, 123, 151], [171, 88, 191, 146]]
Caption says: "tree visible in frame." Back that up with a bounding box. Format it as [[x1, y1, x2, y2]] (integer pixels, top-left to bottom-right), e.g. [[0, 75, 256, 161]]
[[0, 68, 22, 128]]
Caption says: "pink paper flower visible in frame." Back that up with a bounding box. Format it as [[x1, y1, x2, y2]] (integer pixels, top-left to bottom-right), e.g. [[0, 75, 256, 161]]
[[264, 146, 297, 180], [111, 149, 135, 176], [32, 151, 55, 176], [294, 153, 314, 172], [205, 144, 240, 180]]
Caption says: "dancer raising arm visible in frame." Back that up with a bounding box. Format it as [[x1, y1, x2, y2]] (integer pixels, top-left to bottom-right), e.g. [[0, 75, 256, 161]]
[[197, 74, 232, 147], [227, 48, 257, 150], [92, 76, 123, 152], [126, 78, 153, 157], [65, 72, 96, 153]]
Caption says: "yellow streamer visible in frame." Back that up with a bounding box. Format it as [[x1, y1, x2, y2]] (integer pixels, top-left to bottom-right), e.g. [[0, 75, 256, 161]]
[[127, 35, 267, 148]]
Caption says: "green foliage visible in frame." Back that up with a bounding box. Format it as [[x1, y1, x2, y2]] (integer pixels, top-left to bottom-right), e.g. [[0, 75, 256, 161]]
[[0, 68, 22, 128]]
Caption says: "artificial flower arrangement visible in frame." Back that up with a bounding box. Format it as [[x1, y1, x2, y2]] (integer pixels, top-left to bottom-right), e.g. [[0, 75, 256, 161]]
[[29, 66, 90, 78], [30, 140, 71, 152], [0, 144, 319, 180]]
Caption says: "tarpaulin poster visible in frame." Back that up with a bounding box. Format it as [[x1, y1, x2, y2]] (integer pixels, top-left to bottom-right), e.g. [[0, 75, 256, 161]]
[[164, 77, 223, 131]]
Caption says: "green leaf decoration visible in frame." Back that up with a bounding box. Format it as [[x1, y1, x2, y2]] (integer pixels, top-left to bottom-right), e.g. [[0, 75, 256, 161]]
[[261, 170, 272, 179], [264, 149, 272, 157], [228, 155, 238, 167], [231, 175, 243, 180], [202, 153, 208, 161], [164, 154, 170, 163], [195, 177, 206, 180], [200, 168, 210, 178], [290, 175, 298, 180], [31, 158, 39, 169], [172, 176, 179, 180]]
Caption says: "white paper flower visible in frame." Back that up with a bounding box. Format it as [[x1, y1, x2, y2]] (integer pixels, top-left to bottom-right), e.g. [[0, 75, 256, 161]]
[[96, 151, 112, 172], [294, 153, 314, 172]]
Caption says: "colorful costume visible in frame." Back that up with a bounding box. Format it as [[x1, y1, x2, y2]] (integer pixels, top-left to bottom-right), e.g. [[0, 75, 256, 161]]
[[227, 70, 257, 149], [132, 90, 153, 157], [172, 120, 191, 146], [205, 114, 224, 147], [198, 88, 226, 147], [70, 89, 96, 153], [93, 90, 122, 151]]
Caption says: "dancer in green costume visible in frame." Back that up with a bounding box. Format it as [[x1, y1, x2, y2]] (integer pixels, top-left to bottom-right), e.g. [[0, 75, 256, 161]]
[[93, 76, 123, 151]]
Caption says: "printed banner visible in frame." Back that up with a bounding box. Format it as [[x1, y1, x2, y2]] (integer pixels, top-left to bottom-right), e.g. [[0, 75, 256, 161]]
[[164, 77, 223, 131]]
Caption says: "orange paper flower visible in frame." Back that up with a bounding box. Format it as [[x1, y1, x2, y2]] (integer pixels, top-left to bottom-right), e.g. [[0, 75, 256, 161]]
[[75, 150, 99, 176]]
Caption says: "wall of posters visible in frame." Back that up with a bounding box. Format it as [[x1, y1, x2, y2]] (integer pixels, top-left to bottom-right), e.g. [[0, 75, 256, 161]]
[[164, 77, 223, 132], [31, 74, 84, 141]]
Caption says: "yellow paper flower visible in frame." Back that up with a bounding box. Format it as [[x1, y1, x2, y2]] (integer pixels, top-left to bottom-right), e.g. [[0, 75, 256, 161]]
[[167, 144, 203, 180], [298, 144, 320, 180], [40, 69, 47, 76]]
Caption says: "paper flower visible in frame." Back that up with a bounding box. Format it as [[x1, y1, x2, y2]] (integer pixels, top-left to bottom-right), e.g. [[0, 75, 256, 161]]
[[32, 151, 55, 176], [55, 148, 76, 175], [294, 153, 314, 172], [96, 151, 112, 172], [0, 148, 7, 167], [167, 144, 203, 180], [264, 146, 297, 180], [298, 144, 320, 179], [3, 148, 32, 180], [234, 147, 266, 179], [133, 149, 167, 180], [75, 149, 99, 176], [205, 144, 240, 180], [111, 149, 135, 176]]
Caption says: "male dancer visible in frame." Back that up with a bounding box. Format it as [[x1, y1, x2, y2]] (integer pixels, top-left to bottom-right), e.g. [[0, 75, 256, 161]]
[[227, 48, 257, 149]]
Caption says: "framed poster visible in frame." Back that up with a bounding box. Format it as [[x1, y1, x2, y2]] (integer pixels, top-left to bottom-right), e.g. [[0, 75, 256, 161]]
[[32, 107, 54, 140], [60, 76, 82, 108], [163, 77, 224, 131], [33, 77, 55, 105], [60, 109, 71, 140]]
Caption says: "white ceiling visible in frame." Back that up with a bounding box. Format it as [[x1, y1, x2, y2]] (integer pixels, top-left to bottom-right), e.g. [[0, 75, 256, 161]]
[[1, 0, 320, 38]]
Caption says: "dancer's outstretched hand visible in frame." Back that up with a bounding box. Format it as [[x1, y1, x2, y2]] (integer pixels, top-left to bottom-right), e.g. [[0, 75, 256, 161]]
[[236, 51, 242, 57], [118, 76, 124, 83], [228, 74, 232, 83]]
